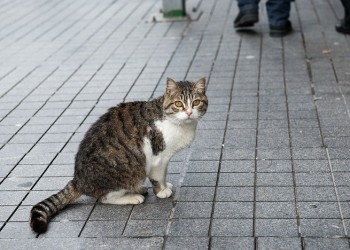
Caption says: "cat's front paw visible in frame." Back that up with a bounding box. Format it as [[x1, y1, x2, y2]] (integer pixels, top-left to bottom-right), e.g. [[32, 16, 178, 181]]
[[156, 182, 173, 198]]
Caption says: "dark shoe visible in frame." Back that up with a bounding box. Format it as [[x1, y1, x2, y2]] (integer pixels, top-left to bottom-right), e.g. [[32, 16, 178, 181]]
[[234, 9, 259, 28], [335, 19, 350, 34], [269, 21, 292, 37]]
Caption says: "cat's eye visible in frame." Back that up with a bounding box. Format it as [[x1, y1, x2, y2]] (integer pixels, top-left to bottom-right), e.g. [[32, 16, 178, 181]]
[[174, 101, 183, 107], [192, 100, 201, 106]]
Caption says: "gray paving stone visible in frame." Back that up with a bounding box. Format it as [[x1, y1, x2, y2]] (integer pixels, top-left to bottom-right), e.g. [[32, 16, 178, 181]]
[[227, 120, 257, 129], [0, 165, 14, 178], [169, 219, 210, 236], [220, 160, 255, 173], [293, 159, 329, 172], [165, 237, 209, 250], [123, 219, 167, 237], [299, 219, 345, 237], [131, 202, 172, 220], [333, 172, 350, 186], [216, 187, 254, 202], [189, 148, 221, 161], [88, 204, 132, 221], [46, 204, 92, 223], [256, 202, 296, 218], [223, 148, 256, 160], [19, 153, 56, 165], [186, 160, 219, 173], [219, 173, 255, 187], [0, 206, 16, 221], [214, 202, 253, 219], [292, 147, 328, 160], [9, 164, 47, 177], [336, 186, 350, 201], [257, 173, 294, 186], [0, 191, 28, 205], [43, 164, 74, 177], [303, 238, 350, 250], [297, 186, 337, 202], [0, 177, 37, 191], [211, 237, 255, 250], [339, 202, 350, 219], [32, 176, 72, 190], [0, 222, 37, 239], [80, 220, 125, 237], [298, 202, 341, 219], [0, 237, 163, 249], [211, 219, 253, 236], [295, 172, 333, 186], [255, 219, 299, 237], [173, 202, 212, 218], [257, 148, 291, 160], [257, 160, 292, 172], [182, 172, 217, 187], [257, 237, 302, 250]]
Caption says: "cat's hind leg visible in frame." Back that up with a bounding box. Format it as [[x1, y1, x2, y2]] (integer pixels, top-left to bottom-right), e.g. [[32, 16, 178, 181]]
[[100, 190, 145, 205]]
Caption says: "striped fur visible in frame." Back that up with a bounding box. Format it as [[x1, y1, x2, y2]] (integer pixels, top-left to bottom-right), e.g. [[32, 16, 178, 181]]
[[30, 181, 81, 233], [29, 78, 208, 233]]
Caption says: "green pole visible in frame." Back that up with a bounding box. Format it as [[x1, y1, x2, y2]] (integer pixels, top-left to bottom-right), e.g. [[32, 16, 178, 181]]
[[162, 0, 186, 18]]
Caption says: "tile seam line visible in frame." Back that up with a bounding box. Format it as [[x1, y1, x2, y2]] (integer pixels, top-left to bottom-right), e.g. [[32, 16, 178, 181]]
[[253, 32, 263, 250], [0, 65, 80, 153], [0, 66, 59, 146], [207, 37, 243, 249], [14, 0, 77, 42], [1, 0, 163, 169], [40, 0, 129, 66], [0, 0, 54, 42], [281, 35, 304, 248], [325, 148, 348, 237], [0, 1, 122, 100], [1, 0, 151, 133], [31, 0, 93, 42], [323, 10, 350, 238], [293, 2, 336, 247], [298, 0, 349, 244], [0, 0, 63, 44]]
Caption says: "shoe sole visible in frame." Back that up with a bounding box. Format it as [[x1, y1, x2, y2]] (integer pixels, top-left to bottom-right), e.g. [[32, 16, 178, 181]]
[[269, 27, 292, 37], [234, 14, 258, 28], [335, 27, 350, 34]]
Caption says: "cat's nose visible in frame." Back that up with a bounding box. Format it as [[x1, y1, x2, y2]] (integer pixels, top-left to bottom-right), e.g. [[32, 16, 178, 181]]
[[186, 111, 192, 117]]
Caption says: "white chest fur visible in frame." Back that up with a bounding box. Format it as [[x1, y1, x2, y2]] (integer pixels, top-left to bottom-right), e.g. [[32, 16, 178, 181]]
[[156, 119, 197, 153], [143, 120, 197, 174]]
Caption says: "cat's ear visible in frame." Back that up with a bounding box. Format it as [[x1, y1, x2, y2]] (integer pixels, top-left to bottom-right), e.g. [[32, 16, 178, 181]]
[[166, 77, 178, 95], [194, 77, 206, 94]]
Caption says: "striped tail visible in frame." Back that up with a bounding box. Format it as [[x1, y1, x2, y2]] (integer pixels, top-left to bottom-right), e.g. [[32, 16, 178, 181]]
[[30, 180, 81, 234]]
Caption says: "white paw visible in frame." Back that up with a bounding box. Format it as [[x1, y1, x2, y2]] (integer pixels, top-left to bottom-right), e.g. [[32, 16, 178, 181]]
[[127, 194, 145, 204], [156, 182, 173, 198], [101, 193, 145, 205]]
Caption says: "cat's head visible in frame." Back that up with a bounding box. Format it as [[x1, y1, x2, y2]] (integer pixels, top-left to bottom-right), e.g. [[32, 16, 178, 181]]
[[163, 77, 208, 124]]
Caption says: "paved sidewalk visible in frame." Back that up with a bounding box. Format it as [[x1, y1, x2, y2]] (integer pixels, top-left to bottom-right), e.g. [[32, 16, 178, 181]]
[[0, 0, 350, 249]]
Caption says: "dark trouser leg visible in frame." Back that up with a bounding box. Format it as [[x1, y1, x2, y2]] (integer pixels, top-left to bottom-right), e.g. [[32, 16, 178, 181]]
[[341, 0, 350, 23], [265, 0, 292, 28], [234, 0, 260, 27], [237, 0, 260, 11]]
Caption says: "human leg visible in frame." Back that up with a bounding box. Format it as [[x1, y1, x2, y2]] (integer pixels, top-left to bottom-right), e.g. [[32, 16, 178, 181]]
[[335, 0, 350, 34], [266, 0, 292, 37], [234, 0, 260, 28]]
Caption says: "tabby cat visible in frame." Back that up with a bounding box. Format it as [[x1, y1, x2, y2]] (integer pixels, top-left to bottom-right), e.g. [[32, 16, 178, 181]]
[[30, 77, 208, 233]]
